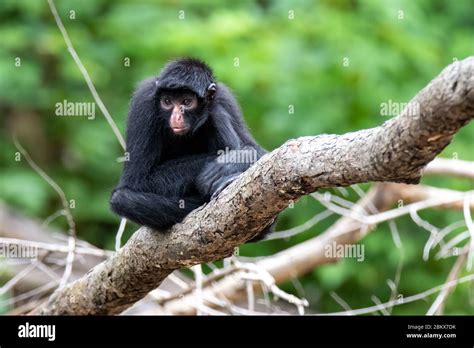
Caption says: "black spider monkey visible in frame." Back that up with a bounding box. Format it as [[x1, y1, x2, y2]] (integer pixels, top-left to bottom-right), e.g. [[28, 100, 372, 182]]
[[110, 58, 276, 241]]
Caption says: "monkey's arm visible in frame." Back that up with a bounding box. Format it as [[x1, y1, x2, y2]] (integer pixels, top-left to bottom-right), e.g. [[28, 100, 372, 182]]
[[197, 83, 268, 197], [111, 155, 214, 230], [120, 77, 164, 186]]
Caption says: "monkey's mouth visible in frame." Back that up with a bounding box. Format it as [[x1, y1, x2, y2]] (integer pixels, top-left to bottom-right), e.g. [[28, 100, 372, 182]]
[[172, 127, 189, 135]]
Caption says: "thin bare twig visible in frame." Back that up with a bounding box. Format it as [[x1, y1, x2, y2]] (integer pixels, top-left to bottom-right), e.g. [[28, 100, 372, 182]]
[[192, 265, 204, 316], [0, 237, 110, 257], [424, 158, 474, 179], [464, 193, 474, 270], [115, 218, 127, 251], [42, 209, 67, 228], [266, 209, 333, 240], [323, 274, 474, 316], [46, 0, 126, 150], [427, 245, 469, 315], [13, 138, 76, 288]]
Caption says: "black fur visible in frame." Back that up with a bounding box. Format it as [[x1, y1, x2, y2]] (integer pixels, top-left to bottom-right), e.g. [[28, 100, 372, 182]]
[[110, 58, 276, 241]]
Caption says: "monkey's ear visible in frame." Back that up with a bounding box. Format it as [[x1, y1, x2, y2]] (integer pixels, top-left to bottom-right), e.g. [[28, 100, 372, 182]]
[[207, 83, 217, 100]]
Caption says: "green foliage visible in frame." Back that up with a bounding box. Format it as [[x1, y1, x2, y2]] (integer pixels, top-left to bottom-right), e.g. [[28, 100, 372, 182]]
[[0, 0, 473, 314]]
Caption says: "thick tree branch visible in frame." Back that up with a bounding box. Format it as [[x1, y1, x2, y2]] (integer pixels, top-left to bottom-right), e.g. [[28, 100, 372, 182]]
[[36, 57, 474, 315]]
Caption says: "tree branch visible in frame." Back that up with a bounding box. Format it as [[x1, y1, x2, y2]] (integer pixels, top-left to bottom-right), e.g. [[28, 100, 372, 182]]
[[156, 182, 472, 315], [425, 158, 474, 179], [36, 57, 474, 315]]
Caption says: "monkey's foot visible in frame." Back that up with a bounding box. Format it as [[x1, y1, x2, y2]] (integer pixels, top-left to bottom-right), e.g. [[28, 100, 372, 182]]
[[211, 173, 240, 199]]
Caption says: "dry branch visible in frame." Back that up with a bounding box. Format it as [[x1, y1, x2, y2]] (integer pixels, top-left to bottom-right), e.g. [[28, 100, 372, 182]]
[[158, 185, 391, 314], [384, 183, 474, 211], [36, 57, 474, 315], [157, 182, 472, 314], [425, 158, 474, 179], [0, 203, 105, 292]]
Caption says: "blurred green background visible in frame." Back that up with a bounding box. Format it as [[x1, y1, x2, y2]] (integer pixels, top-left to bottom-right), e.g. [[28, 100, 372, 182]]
[[0, 0, 473, 314]]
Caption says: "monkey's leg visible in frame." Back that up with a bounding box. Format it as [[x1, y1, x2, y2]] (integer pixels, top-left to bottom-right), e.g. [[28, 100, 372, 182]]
[[110, 188, 204, 230]]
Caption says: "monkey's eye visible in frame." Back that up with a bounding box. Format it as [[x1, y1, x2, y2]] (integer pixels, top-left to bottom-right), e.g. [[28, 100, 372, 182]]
[[160, 97, 173, 109], [183, 98, 192, 106]]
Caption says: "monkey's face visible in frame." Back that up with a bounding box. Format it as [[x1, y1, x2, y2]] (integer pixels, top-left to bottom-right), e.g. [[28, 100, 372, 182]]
[[159, 90, 203, 136]]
